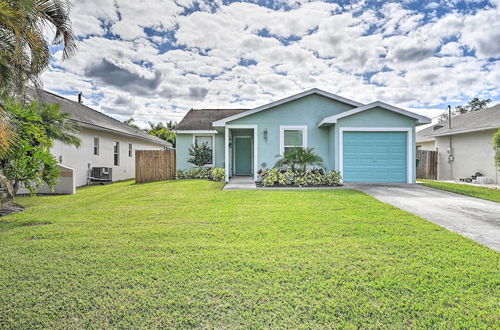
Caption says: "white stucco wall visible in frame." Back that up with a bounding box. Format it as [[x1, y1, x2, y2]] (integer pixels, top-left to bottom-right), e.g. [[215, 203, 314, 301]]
[[51, 127, 166, 187], [436, 129, 499, 183], [416, 140, 435, 151]]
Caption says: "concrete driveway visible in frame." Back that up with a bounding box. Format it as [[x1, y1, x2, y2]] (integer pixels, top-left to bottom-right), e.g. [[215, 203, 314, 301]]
[[347, 183, 500, 251]]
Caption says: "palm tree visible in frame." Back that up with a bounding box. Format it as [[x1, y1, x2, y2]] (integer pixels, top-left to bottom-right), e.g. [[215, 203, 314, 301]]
[[0, 0, 76, 96], [0, 106, 15, 158], [147, 121, 176, 147], [275, 148, 324, 174], [123, 118, 140, 129]]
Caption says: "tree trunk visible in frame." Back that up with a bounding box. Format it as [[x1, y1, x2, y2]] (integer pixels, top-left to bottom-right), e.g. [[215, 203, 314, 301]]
[[0, 171, 14, 200]]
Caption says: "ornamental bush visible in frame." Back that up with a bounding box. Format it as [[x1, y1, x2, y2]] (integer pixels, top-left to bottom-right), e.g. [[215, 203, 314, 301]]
[[176, 167, 225, 182], [260, 169, 342, 187]]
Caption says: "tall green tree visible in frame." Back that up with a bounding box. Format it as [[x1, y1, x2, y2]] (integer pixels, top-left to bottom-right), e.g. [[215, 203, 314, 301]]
[[0, 99, 80, 197], [0, 0, 76, 97], [147, 121, 176, 147], [123, 118, 140, 129], [440, 98, 492, 122]]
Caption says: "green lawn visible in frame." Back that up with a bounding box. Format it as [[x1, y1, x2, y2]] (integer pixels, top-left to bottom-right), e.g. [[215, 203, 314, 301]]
[[1, 180, 498, 328], [419, 180, 500, 203]]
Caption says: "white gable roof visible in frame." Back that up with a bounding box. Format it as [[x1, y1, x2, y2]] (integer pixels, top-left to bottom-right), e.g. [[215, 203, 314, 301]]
[[212, 88, 363, 127], [317, 101, 431, 127]]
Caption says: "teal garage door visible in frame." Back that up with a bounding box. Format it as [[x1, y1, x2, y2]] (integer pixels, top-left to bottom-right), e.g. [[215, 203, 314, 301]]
[[343, 131, 407, 182]]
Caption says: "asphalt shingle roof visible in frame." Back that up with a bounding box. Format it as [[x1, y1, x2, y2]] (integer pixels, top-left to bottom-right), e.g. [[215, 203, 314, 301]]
[[176, 109, 249, 130], [416, 104, 500, 142], [38, 90, 171, 146]]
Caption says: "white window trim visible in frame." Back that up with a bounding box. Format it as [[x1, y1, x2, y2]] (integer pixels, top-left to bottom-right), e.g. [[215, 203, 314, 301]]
[[225, 125, 258, 182], [113, 141, 120, 166], [338, 127, 414, 184], [192, 134, 216, 167], [128, 143, 133, 157], [279, 125, 308, 155], [94, 137, 99, 156]]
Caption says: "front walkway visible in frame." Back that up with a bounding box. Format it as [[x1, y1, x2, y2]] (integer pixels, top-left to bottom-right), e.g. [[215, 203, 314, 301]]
[[348, 183, 500, 251], [223, 176, 256, 190]]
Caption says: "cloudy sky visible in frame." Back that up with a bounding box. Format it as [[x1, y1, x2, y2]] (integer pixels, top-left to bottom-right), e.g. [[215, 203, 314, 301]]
[[43, 0, 500, 127]]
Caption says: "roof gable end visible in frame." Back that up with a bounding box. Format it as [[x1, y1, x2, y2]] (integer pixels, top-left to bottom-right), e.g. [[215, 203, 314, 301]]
[[318, 101, 431, 127], [212, 88, 363, 127]]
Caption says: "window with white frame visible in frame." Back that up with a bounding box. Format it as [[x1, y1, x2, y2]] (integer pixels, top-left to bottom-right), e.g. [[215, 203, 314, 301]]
[[280, 126, 307, 154], [113, 141, 120, 166], [93, 137, 99, 155], [128, 143, 133, 157], [194, 135, 214, 166]]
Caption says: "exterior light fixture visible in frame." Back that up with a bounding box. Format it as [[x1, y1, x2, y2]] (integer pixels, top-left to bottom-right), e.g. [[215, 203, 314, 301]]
[[263, 129, 268, 141]]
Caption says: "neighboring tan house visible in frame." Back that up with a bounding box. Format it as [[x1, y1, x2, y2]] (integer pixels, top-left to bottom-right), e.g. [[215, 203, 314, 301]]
[[416, 104, 500, 183], [175, 88, 430, 183], [20, 91, 171, 194]]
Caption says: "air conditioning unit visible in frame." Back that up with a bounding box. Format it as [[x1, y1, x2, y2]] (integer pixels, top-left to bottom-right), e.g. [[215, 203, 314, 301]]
[[90, 167, 113, 183]]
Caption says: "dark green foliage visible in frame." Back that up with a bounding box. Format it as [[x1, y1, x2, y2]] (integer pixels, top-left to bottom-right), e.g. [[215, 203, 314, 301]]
[[261, 168, 342, 187], [0, 99, 80, 196], [187, 142, 212, 167], [147, 121, 176, 146], [274, 147, 324, 174], [176, 167, 225, 181], [440, 98, 492, 122]]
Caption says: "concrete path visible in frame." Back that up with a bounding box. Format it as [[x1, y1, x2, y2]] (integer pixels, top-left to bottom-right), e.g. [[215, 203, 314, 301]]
[[223, 176, 256, 190], [347, 183, 500, 251]]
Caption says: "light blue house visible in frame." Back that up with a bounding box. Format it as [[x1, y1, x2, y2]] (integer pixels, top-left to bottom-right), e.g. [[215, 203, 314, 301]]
[[175, 89, 430, 183]]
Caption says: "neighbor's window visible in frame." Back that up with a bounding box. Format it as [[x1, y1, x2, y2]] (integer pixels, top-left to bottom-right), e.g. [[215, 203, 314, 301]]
[[114, 141, 120, 166], [194, 135, 214, 165], [281, 126, 307, 154], [129, 143, 133, 157], [94, 137, 99, 155]]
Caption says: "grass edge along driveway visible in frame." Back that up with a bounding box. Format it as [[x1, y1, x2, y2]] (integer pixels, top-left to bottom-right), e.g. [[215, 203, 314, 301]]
[[1, 180, 498, 328], [419, 179, 500, 203]]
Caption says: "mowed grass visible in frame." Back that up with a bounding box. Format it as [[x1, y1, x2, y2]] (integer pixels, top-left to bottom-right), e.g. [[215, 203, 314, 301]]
[[0, 180, 499, 328], [419, 180, 500, 203]]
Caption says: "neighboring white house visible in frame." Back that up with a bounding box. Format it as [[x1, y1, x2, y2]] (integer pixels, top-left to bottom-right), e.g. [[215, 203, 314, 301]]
[[416, 105, 500, 183], [19, 91, 171, 194]]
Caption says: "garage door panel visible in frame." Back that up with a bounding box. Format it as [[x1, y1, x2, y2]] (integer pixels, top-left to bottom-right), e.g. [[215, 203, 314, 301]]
[[343, 131, 407, 183]]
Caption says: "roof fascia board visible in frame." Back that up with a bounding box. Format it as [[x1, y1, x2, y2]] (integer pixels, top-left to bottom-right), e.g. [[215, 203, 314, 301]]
[[432, 126, 499, 137], [78, 122, 170, 146], [212, 88, 363, 127], [175, 130, 219, 134]]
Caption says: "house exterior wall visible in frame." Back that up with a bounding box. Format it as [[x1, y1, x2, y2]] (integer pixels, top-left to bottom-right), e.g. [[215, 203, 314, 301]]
[[175, 96, 420, 184], [176, 132, 225, 170], [436, 129, 499, 183], [335, 107, 418, 183], [417, 140, 435, 151], [225, 94, 355, 171], [50, 127, 165, 187]]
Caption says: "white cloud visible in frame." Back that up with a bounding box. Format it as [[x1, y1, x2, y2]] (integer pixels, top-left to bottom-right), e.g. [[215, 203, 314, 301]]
[[41, 0, 500, 124]]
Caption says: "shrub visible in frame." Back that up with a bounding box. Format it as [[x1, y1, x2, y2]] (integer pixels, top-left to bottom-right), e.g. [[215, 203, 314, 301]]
[[260, 169, 342, 187], [274, 148, 324, 174], [176, 168, 225, 181], [210, 168, 225, 182], [262, 168, 286, 187], [187, 143, 212, 167], [324, 170, 342, 186]]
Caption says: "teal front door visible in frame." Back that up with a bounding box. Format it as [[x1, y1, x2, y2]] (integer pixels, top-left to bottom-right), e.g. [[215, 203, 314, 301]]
[[343, 131, 407, 182], [234, 137, 252, 175]]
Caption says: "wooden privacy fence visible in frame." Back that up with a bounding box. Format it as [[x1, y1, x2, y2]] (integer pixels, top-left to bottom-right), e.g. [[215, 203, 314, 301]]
[[416, 149, 437, 180], [135, 150, 176, 183]]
